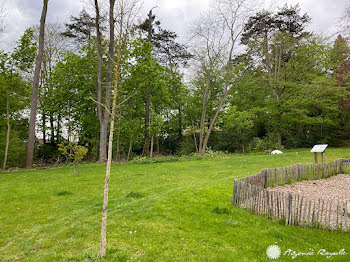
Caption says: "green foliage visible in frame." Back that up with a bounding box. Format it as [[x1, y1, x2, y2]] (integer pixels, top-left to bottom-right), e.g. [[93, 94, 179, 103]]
[[58, 142, 88, 173], [1, 6, 350, 166], [249, 134, 282, 152], [0, 28, 36, 168], [35, 144, 60, 164]]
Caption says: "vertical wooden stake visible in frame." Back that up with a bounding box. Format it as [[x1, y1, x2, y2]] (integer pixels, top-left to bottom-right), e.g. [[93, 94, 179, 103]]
[[345, 200, 348, 232], [321, 152, 325, 165], [328, 200, 333, 231], [232, 179, 238, 205], [339, 159, 343, 174], [314, 152, 318, 165]]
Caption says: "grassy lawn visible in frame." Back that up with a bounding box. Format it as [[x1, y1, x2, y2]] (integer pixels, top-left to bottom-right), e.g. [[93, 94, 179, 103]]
[[1, 148, 350, 261]]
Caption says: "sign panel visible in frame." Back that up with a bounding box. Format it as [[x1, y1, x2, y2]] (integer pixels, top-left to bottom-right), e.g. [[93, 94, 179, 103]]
[[310, 144, 328, 153]]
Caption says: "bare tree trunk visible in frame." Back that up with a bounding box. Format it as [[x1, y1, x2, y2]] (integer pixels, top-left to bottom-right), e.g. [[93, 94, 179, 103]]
[[199, 75, 210, 153], [150, 135, 154, 159], [100, 0, 116, 163], [67, 100, 72, 142], [100, 0, 118, 257], [94, 0, 106, 163], [143, 87, 150, 156], [191, 120, 198, 152], [201, 88, 229, 153], [25, 0, 48, 168], [50, 113, 54, 144], [2, 89, 10, 171], [127, 135, 132, 162], [42, 109, 46, 144], [156, 136, 159, 156], [56, 113, 61, 143], [178, 107, 182, 143], [116, 106, 122, 161], [143, 9, 154, 157], [200, 40, 237, 153]]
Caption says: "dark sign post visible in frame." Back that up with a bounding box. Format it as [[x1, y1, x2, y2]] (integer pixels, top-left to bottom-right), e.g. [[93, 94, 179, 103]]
[[310, 144, 328, 165]]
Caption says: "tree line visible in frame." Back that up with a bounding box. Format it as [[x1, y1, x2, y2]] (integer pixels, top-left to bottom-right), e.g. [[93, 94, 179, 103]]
[[1, 0, 350, 169]]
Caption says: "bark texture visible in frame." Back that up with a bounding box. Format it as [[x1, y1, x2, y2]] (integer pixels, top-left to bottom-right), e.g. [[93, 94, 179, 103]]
[[143, 9, 154, 156], [100, 0, 118, 257], [2, 89, 10, 171], [25, 0, 49, 168], [94, 0, 106, 163]]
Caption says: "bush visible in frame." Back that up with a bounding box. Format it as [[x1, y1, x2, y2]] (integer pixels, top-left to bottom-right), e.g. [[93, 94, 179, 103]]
[[249, 134, 281, 152], [58, 142, 88, 173]]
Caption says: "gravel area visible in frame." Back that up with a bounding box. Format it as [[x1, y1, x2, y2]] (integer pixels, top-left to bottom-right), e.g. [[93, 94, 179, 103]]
[[267, 174, 350, 202]]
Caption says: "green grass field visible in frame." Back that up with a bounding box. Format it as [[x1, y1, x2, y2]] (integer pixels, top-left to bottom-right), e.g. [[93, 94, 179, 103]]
[[1, 148, 350, 261]]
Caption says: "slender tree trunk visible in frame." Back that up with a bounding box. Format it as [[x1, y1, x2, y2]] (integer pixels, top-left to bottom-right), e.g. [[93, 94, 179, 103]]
[[57, 113, 61, 143], [3, 89, 10, 171], [116, 106, 122, 161], [100, 0, 118, 257], [178, 107, 182, 143], [25, 0, 48, 168], [127, 135, 132, 162], [143, 10, 154, 156], [156, 136, 159, 156], [94, 0, 106, 163], [143, 87, 150, 156], [42, 109, 46, 144], [68, 100, 72, 142], [50, 113, 54, 144], [200, 39, 236, 153], [191, 120, 198, 152], [150, 135, 154, 159], [199, 74, 210, 153], [100, 0, 116, 163]]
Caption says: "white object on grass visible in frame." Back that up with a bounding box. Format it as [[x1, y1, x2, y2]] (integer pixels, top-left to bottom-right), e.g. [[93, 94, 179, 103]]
[[271, 150, 283, 155]]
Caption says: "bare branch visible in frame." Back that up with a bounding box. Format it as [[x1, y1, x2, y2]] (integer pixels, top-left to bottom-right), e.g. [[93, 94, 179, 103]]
[[90, 96, 111, 115]]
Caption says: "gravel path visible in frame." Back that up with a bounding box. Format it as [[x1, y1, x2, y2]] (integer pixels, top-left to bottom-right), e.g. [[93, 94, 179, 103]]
[[267, 174, 350, 202]]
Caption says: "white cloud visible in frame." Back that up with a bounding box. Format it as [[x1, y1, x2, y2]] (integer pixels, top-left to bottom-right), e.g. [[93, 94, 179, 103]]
[[0, 0, 347, 51]]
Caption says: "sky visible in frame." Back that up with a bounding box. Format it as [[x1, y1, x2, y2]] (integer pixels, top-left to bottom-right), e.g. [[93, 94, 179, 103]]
[[0, 0, 348, 51]]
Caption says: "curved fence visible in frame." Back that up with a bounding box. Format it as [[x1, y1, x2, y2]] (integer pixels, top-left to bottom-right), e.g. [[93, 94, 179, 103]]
[[232, 159, 350, 232]]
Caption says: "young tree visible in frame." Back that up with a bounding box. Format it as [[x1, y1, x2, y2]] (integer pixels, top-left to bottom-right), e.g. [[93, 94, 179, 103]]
[[100, 0, 141, 257], [58, 142, 88, 173], [25, 0, 49, 168]]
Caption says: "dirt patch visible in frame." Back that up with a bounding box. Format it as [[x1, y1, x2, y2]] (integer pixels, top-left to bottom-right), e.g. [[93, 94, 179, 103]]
[[267, 174, 350, 202], [264, 174, 350, 230]]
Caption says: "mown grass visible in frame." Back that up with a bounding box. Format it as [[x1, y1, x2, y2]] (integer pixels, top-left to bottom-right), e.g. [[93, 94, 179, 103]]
[[1, 148, 350, 261]]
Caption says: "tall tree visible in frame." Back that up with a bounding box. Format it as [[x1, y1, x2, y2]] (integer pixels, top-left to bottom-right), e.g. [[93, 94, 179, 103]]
[[1, 29, 36, 170], [138, 9, 154, 156], [93, 0, 106, 162], [25, 0, 49, 168], [137, 10, 191, 155], [99, 0, 116, 163], [241, 4, 311, 145], [38, 23, 67, 145], [190, 0, 250, 154], [62, 9, 96, 45]]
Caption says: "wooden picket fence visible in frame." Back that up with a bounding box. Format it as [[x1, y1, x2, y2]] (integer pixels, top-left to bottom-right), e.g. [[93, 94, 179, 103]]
[[232, 159, 350, 232]]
